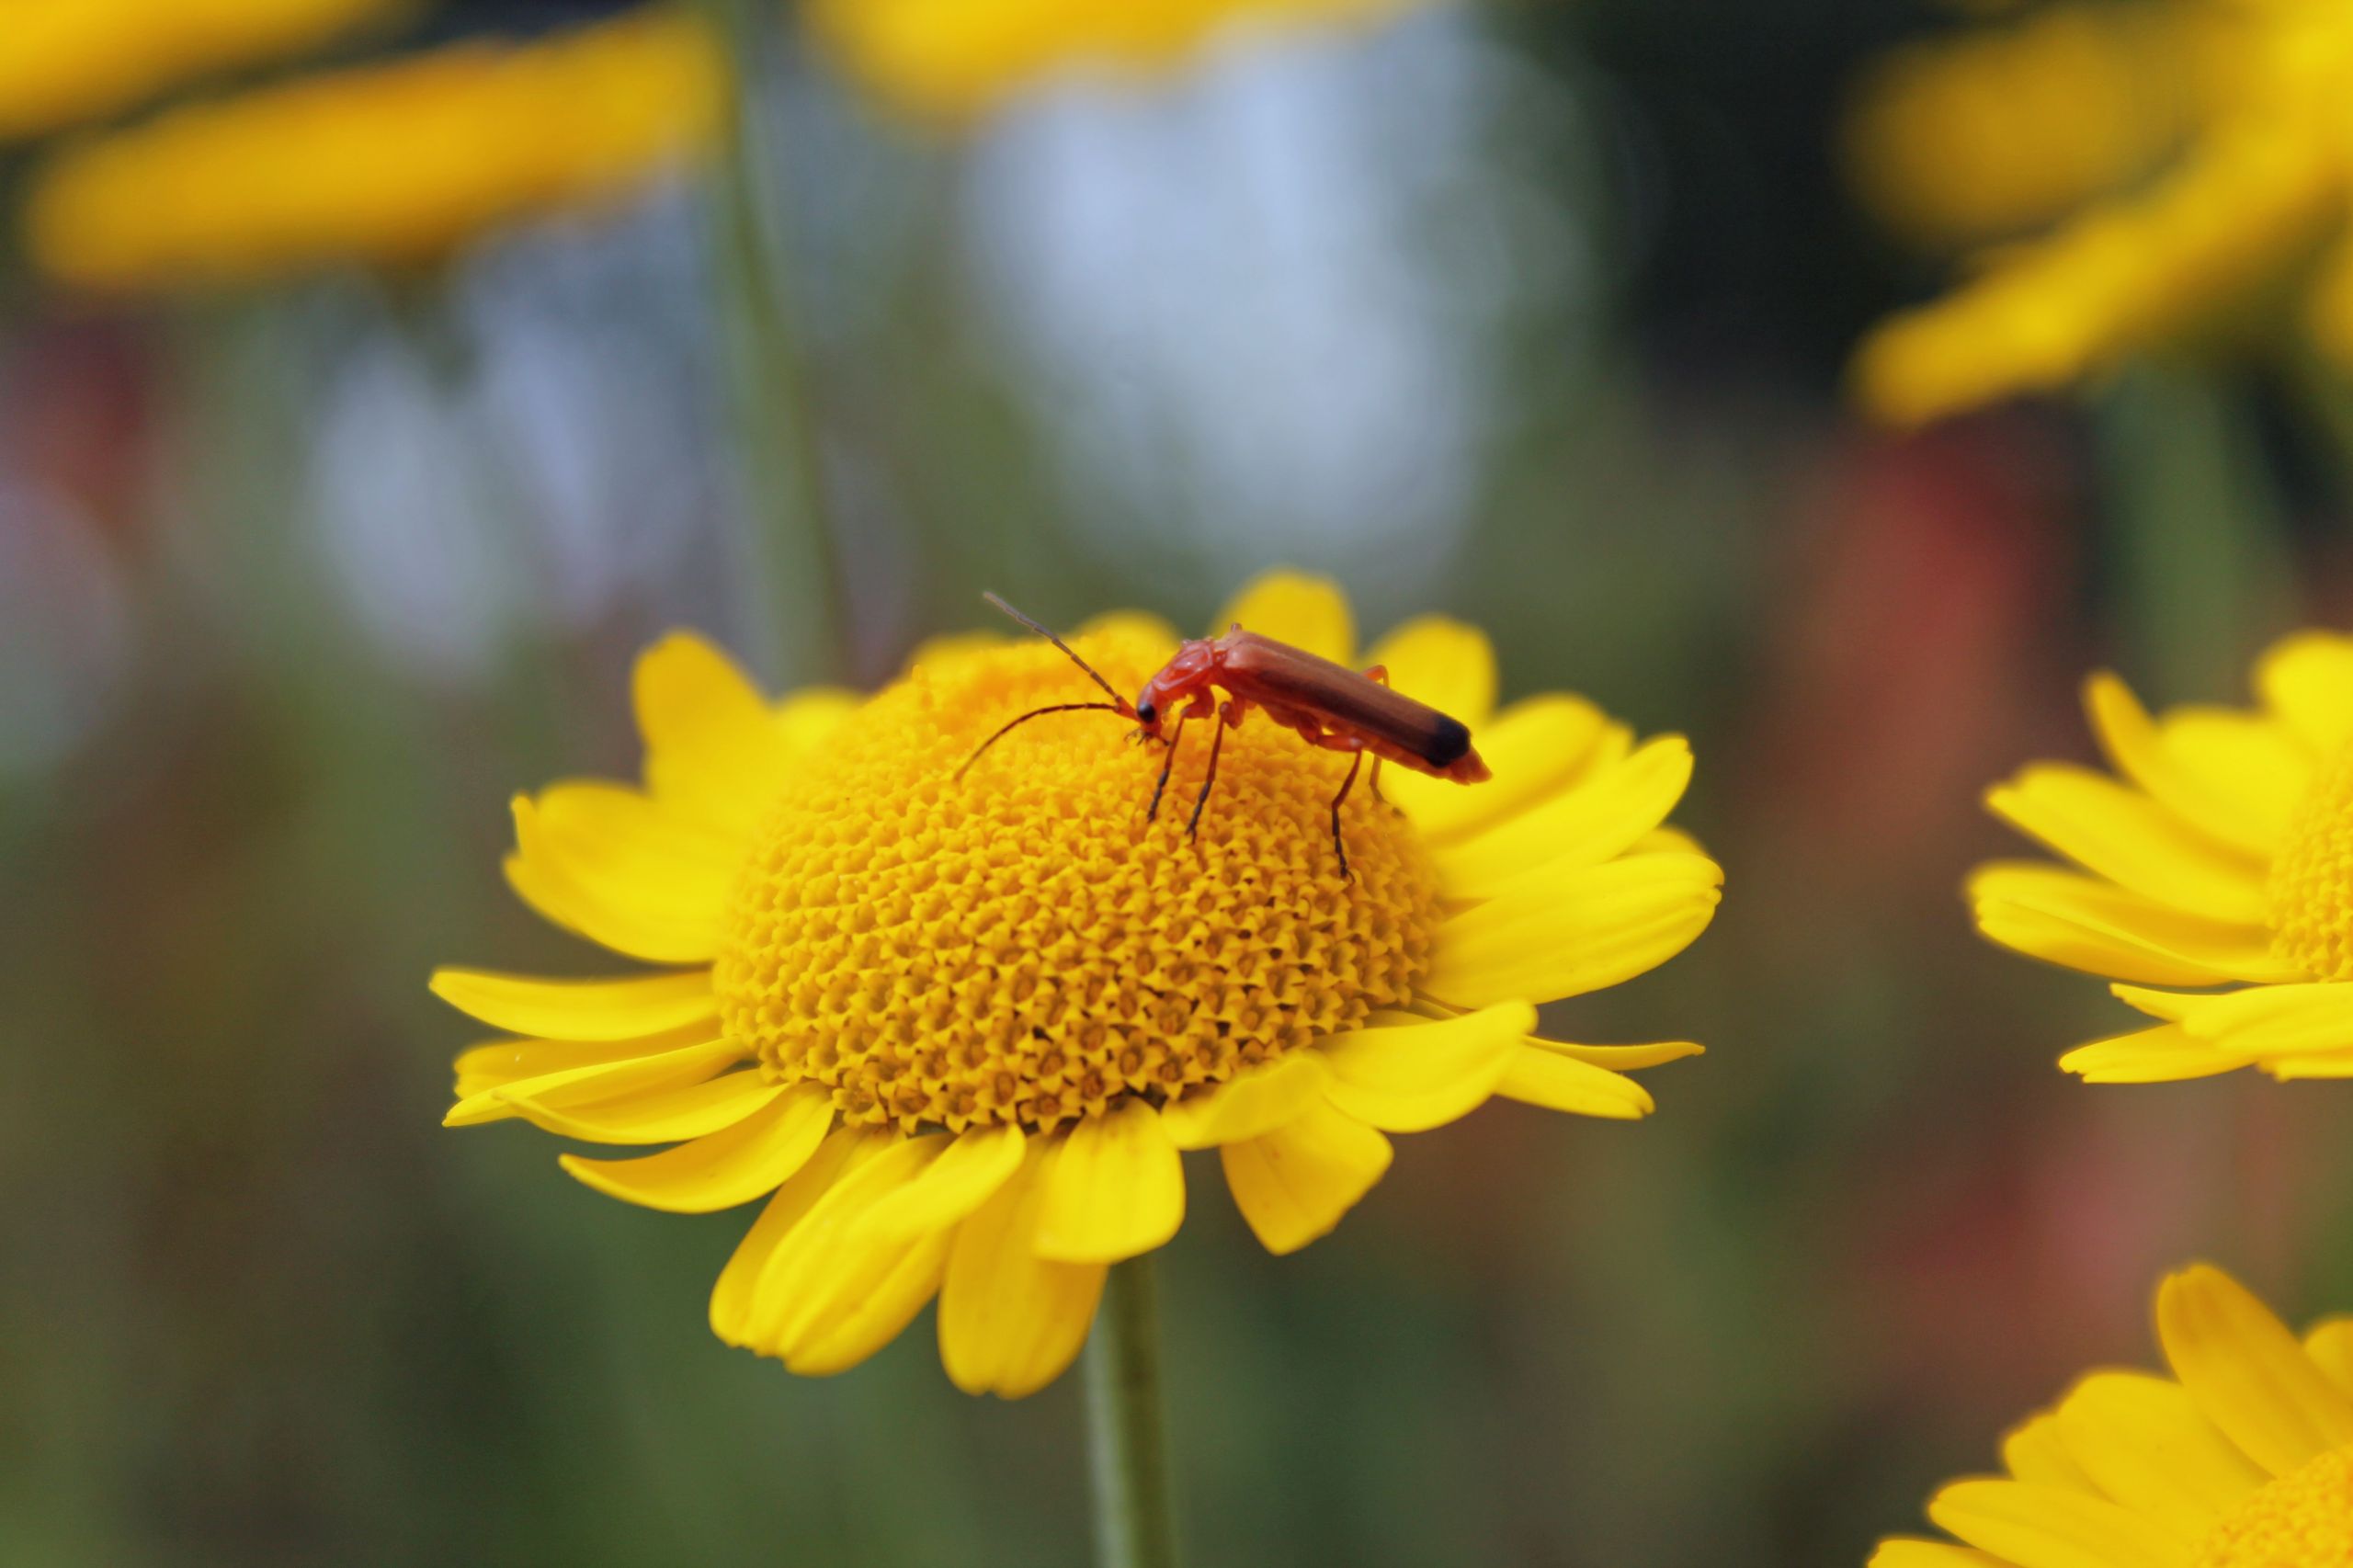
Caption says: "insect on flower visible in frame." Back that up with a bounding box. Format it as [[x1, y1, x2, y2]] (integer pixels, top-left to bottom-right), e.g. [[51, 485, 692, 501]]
[[959, 592, 1493, 878]]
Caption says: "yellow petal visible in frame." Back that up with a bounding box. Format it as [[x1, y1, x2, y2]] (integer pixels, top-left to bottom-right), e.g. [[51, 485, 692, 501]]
[[710, 1129, 874, 1345], [2003, 1413, 2097, 1492], [443, 1034, 741, 1126], [1315, 1004, 1531, 1132], [2157, 708, 2312, 846], [774, 687, 860, 755], [856, 1122, 1027, 1243], [1212, 571, 1353, 663], [2142, 983, 2353, 1060], [1075, 609, 1181, 653], [2155, 1263, 2353, 1477], [2303, 1319, 2353, 1399], [1220, 1099, 1391, 1256], [1493, 1046, 1655, 1119], [504, 796, 720, 964], [632, 631, 790, 836], [1035, 1101, 1185, 1264], [2053, 1371, 2266, 1537], [451, 1021, 716, 1099], [1969, 862, 2295, 986], [1987, 765, 2268, 924], [521, 783, 738, 947], [2256, 631, 2353, 757], [938, 1140, 1107, 1399], [904, 630, 1006, 676], [557, 1084, 835, 1213], [2058, 1024, 2249, 1085], [1927, 1479, 2194, 1568], [1434, 735, 1693, 899], [1974, 902, 2257, 990], [1423, 851, 1722, 1008], [1869, 1543, 2006, 1568], [535, 778, 740, 867], [1529, 1039, 1704, 1071], [499, 1065, 784, 1145], [2267, 1052, 2353, 1080], [1385, 694, 1626, 841], [430, 966, 716, 1041], [740, 1133, 948, 1358], [2084, 674, 2283, 858], [1841, 5, 2184, 250], [2108, 986, 2192, 1024], [1364, 615, 1497, 728], [787, 1229, 953, 1377], [1158, 1051, 1332, 1150], [1633, 825, 1704, 857]]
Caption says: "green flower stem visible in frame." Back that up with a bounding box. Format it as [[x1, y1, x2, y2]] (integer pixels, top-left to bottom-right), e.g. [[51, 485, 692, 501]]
[[1085, 1256, 1181, 1568], [2096, 366, 2291, 702], [691, 0, 841, 687]]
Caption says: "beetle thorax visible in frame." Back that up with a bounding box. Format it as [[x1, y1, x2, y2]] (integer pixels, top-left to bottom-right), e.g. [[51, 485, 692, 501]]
[[1138, 639, 1223, 718]]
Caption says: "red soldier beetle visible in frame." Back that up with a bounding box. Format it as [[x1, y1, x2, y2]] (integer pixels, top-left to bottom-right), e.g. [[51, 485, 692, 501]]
[[957, 592, 1491, 880]]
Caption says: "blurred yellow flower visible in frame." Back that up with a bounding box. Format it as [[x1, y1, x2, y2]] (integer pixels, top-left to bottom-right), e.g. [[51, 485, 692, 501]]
[[0, 0, 409, 142], [806, 0, 1440, 122], [23, 7, 725, 290], [1844, 5, 2196, 251], [434, 573, 1715, 1396], [1969, 629, 2353, 1083], [1872, 1264, 2353, 1568], [1847, 0, 2353, 426]]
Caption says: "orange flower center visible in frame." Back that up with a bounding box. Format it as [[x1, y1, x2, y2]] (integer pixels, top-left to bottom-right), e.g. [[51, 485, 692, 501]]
[[2196, 1444, 2353, 1567], [711, 631, 1441, 1136], [2268, 740, 2353, 981]]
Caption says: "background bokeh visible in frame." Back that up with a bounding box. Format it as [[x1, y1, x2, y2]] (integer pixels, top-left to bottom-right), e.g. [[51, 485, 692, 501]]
[[6, 1, 2353, 1564]]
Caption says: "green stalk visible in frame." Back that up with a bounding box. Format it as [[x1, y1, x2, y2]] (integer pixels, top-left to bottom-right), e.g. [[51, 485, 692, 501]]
[[2095, 365, 2292, 702], [1085, 1256, 1181, 1568], [691, 0, 842, 687]]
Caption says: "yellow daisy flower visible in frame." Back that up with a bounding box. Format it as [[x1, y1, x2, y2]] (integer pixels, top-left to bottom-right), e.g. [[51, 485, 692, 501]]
[[1871, 1264, 2353, 1568], [23, 7, 725, 291], [0, 0, 407, 143], [434, 573, 1716, 1396], [1968, 629, 2353, 1083], [805, 0, 1441, 123], [1846, 0, 2353, 426]]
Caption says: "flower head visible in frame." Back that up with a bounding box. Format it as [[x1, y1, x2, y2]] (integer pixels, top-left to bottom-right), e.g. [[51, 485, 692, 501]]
[[1845, 0, 2353, 426], [0, 0, 406, 143], [1871, 1264, 2353, 1568], [1969, 629, 2353, 1082], [436, 574, 1716, 1395], [807, 0, 1441, 123], [24, 6, 724, 291]]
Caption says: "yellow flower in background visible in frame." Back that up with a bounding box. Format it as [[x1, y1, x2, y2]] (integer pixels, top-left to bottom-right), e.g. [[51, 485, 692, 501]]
[[806, 0, 1439, 122], [1846, 0, 2353, 426], [23, 7, 725, 290], [1872, 1265, 2353, 1568], [435, 573, 1715, 1396], [0, 0, 409, 142], [1969, 629, 2353, 1083], [1845, 5, 2195, 250]]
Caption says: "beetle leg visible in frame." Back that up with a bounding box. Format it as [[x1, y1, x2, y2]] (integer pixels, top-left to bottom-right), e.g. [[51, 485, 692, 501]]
[[1328, 748, 1365, 882], [1185, 700, 1237, 847], [1143, 713, 1188, 826], [1359, 665, 1392, 804]]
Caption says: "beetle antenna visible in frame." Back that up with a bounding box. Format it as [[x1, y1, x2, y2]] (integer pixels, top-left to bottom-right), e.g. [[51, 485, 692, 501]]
[[981, 591, 1134, 712], [957, 702, 1131, 781]]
